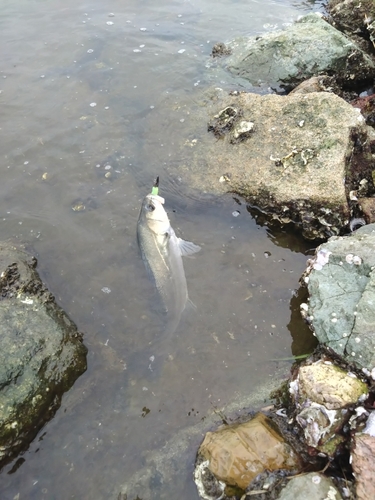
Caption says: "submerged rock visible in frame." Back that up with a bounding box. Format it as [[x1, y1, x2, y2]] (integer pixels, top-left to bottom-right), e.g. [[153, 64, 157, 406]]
[[300, 224, 375, 369], [0, 243, 87, 468], [277, 472, 343, 500], [224, 13, 375, 90], [211, 42, 232, 58], [195, 412, 300, 493]]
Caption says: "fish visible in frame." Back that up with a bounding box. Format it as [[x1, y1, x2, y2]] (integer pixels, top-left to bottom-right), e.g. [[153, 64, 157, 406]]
[[137, 179, 201, 334]]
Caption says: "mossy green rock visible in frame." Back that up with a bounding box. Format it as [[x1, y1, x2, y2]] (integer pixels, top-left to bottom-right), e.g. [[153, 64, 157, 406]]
[[0, 243, 87, 468]]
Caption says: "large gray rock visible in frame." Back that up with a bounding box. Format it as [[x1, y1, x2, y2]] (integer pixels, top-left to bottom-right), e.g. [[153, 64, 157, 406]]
[[0, 244, 87, 468], [161, 88, 375, 240], [225, 13, 375, 89], [301, 224, 375, 369]]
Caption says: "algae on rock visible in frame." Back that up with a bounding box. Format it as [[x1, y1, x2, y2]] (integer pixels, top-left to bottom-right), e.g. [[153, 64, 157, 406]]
[[159, 89, 375, 239], [225, 13, 375, 89], [0, 244, 87, 468]]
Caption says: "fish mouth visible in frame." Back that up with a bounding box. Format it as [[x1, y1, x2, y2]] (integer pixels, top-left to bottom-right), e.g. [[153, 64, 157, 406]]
[[148, 194, 165, 204]]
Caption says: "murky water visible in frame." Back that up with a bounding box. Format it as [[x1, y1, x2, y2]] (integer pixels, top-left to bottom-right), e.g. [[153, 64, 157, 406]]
[[0, 0, 323, 498]]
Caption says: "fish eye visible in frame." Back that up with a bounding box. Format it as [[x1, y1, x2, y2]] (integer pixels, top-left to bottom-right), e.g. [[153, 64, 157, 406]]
[[146, 203, 155, 212]]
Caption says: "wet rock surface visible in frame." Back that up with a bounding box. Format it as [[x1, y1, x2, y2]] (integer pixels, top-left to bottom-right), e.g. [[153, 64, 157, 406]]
[[290, 75, 340, 95], [144, 4, 375, 241], [296, 362, 368, 410], [352, 94, 375, 127], [290, 74, 358, 101], [290, 359, 367, 456], [116, 378, 286, 499], [301, 224, 375, 369], [193, 348, 373, 499], [211, 42, 232, 58], [195, 412, 300, 494], [190, 3, 375, 499], [327, 0, 375, 55], [169, 89, 375, 240], [359, 197, 375, 223], [0, 243, 87, 469], [352, 427, 375, 500], [224, 13, 375, 90], [277, 472, 343, 500]]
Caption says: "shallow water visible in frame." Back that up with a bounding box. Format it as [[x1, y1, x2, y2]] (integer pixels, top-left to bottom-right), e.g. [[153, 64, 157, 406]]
[[0, 0, 323, 498]]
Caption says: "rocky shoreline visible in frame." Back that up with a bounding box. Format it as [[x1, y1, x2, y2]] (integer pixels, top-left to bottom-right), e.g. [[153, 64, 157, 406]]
[[1, 1, 375, 499], [189, 1, 375, 499]]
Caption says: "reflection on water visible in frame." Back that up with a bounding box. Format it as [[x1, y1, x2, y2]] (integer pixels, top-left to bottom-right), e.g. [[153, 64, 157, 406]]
[[0, 0, 323, 498]]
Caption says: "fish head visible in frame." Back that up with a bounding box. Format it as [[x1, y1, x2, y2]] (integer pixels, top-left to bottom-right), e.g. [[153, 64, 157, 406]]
[[139, 194, 170, 235]]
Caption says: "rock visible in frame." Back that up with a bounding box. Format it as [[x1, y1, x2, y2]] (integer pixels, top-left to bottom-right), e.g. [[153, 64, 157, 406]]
[[0, 243, 87, 468], [211, 42, 232, 58], [351, 426, 375, 500], [170, 88, 375, 240], [301, 224, 375, 369], [196, 412, 300, 492], [116, 379, 287, 500], [289, 75, 353, 100], [289, 360, 367, 455], [276, 472, 343, 500], [245, 469, 293, 498], [327, 0, 375, 54], [290, 76, 333, 95], [359, 197, 375, 223], [352, 94, 375, 127], [225, 13, 375, 89], [297, 362, 368, 410]]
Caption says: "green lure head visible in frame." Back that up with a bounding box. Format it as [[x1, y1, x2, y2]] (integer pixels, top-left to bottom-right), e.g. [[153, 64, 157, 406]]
[[151, 176, 159, 196]]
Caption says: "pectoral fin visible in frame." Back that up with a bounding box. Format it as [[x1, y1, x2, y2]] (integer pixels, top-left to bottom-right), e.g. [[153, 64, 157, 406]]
[[177, 238, 201, 256]]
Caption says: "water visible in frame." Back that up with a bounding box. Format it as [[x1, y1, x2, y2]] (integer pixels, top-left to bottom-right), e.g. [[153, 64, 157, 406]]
[[0, 0, 323, 498]]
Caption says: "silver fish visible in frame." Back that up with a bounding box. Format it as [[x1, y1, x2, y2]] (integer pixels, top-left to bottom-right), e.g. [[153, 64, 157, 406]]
[[137, 191, 200, 333]]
